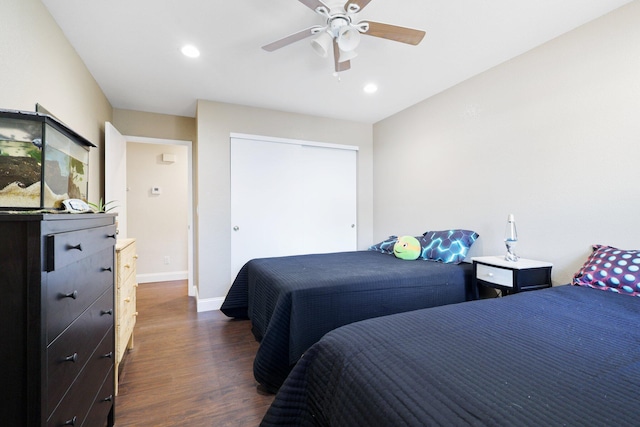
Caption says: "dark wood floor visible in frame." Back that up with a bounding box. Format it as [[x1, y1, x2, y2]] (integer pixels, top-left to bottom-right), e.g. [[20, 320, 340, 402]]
[[115, 280, 274, 426]]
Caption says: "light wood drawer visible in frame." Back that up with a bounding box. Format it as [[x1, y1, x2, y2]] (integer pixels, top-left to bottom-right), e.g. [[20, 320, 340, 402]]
[[116, 240, 137, 288], [476, 263, 513, 288], [116, 315, 136, 362]]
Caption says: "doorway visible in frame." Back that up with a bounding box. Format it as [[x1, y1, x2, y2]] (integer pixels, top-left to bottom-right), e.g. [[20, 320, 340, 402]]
[[105, 123, 195, 296]]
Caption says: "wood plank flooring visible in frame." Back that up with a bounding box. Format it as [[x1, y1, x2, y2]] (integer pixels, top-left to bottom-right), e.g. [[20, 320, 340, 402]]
[[115, 280, 274, 426]]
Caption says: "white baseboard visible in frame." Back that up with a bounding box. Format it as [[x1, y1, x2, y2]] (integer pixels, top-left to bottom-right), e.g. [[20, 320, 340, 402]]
[[137, 273, 222, 312], [196, 296, 224, 312], [191, 285, 224, 312], [137, 271, 189, 284]]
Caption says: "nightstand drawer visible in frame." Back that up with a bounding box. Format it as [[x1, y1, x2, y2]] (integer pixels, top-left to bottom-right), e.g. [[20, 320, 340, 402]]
[[476, 263, 513, 288]]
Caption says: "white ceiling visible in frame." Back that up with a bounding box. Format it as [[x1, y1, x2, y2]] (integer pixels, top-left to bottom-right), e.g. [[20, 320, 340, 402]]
[[42, 0, 632, 124]]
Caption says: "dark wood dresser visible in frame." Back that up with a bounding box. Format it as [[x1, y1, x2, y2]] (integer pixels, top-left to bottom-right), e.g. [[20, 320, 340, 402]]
[[0, 213, 117, 426]]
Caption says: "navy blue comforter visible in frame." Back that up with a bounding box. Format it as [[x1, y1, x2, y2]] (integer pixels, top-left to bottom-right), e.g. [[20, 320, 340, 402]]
[[221, 251, 473, 391], [262, 285, 640, 426]]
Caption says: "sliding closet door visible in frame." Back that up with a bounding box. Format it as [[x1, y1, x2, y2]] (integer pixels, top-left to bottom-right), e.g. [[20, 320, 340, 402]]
[[230, 135, 357, 281]]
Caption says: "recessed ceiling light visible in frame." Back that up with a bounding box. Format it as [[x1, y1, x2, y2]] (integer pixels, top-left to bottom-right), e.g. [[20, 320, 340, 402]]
[[363, 83, 378, 94], [181, 44, 200, 58]]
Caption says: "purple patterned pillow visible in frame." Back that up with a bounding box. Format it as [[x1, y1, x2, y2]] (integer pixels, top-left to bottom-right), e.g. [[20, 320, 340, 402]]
[[572, 245, 640, 296]]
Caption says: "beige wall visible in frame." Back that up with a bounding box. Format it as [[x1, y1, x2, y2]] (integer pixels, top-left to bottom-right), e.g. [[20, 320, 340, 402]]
[[126, 142, 189, 279], [112, 109, 196, 142], [196, 101, 374, 304], [373, 2, 640, 285], [112, 108, 197, 284], [0, 0, 112, 203]]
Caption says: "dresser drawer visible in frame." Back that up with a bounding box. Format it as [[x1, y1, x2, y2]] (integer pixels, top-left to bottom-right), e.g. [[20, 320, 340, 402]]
[[476, 263, 513, 288], [46, 332, 114, 427], [116, 285, 137, 362], [46, 224, 117, 272], [117, 284, 137, 326], [116, 240, 137, 288], [46, 247, 114, 343], [82, 370, 115, 427], [47, 290, 114, 414]]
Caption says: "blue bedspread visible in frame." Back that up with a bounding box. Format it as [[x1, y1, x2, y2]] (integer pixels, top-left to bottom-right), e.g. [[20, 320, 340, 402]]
[[262, 285, 640, 426], [221, 251, 473, 391]]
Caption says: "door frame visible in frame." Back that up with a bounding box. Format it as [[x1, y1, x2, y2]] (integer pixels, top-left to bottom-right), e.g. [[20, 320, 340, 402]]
[[124, 135, 195, 297]]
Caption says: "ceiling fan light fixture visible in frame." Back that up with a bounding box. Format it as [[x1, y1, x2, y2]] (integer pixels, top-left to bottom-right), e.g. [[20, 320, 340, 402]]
[[311, 31, 333, 58], [338, 48, 357, 62], [337, 25, 361, 51]]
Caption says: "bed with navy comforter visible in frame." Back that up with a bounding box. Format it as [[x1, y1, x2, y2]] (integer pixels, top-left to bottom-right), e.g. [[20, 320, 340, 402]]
[[261, 284, 640, 426], [220, 250, 474, 391]]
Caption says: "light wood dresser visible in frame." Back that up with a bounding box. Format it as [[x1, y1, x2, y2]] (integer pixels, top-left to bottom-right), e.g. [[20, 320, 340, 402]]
[[115, 238, 138, 395]]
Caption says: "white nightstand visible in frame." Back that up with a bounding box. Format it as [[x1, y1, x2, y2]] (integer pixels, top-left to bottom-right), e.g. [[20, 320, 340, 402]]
[[472, 256, 553, 299]]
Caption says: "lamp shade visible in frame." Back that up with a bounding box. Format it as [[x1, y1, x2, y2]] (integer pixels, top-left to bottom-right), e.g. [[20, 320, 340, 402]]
[[339, 48, 358, 62], [337, 25, 361, 51], [311, 31, 333, 58]]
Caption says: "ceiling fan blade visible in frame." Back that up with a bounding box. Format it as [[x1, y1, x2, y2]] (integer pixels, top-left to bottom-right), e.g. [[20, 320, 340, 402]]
[[361, 21, 426, 45], [333, 39, 351, 72], [344, 0, 373, 13], [262, 26, 324, 52], [298, 0, 329, 13]]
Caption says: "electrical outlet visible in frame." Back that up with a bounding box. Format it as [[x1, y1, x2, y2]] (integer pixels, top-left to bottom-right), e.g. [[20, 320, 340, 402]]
[[163, 256, 170, 265]]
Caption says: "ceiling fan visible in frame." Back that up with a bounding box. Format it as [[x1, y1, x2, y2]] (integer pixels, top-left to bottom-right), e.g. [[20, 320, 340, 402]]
[[262, 0, 426, 73]]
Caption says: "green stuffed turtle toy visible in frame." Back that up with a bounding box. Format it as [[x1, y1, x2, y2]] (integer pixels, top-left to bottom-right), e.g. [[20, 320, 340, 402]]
[[393, 235, 421, 260]]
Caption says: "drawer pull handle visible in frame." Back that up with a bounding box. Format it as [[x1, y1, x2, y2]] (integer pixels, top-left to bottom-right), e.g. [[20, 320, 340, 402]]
[[102, 266, 113, 272], [134, 255, 139, 259], [62, 416, 77, 426], [134, 311, 139, 316], [102, 352, 114, 359], [62, 290, 78, 300], [63, 353, 78, 363], [487, 273, 494, 277], [108, 233, 117, 239], [67, 243, 82, 251], [124, 264, 131, 269], [102, 395, 114, 402], [101, 309, 113, 316], [125, 297, 131, 303]]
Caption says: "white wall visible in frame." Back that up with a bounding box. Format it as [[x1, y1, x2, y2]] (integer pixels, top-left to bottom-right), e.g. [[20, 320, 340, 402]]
[[373, 2, 640, 285], [126, 142, 189, 282], [196, 101, 373, 309]]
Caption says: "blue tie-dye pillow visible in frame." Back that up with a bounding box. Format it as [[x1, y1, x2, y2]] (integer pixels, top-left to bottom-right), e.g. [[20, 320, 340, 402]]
[[368, 235, 398, 254], [572, 245, 640, 296], [419, 229, 479, 264]]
